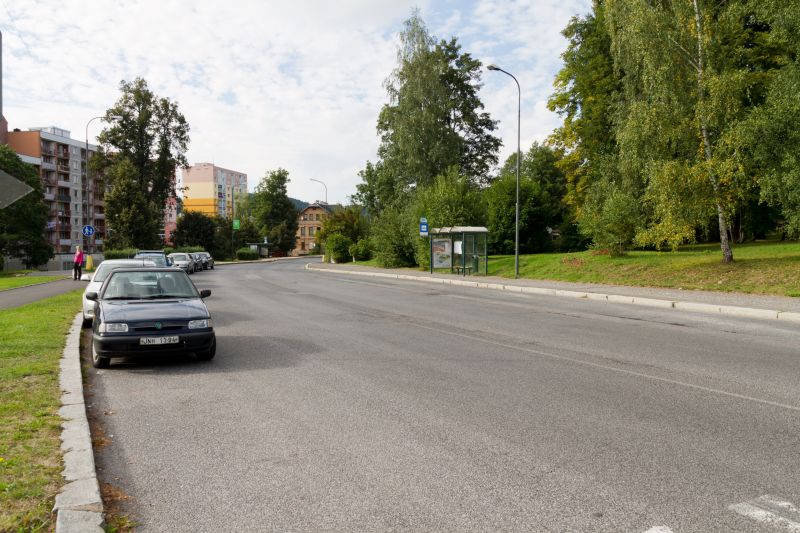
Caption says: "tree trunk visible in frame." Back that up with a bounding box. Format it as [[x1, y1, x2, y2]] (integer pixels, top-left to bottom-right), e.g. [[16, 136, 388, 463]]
[[693, 0, 733, 263]]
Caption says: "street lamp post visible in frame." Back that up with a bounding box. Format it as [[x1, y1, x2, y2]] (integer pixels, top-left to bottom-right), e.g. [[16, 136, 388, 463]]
[[487, 64, 521, 279], [85, 115, 121, 254], [310, 178, 327, 204]]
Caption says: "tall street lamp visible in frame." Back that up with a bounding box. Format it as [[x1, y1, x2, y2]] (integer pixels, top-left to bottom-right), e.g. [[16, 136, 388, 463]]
[[85, 115, 121, 254], [487, 64, 521, 279], [310, 178, 328, 204]]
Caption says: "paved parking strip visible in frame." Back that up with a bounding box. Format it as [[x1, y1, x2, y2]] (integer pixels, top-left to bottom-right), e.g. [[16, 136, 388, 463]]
[[85, 260, 800, 532]]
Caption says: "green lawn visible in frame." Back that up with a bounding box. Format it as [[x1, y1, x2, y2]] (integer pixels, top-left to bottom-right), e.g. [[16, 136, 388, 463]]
[[488, 241, 800, 296], [0, 290, 83, 531], [0, 275, 65, 291]]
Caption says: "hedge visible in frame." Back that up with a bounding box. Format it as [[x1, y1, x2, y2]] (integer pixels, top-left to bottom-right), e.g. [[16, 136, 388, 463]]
[[236, 247, 259, 260]]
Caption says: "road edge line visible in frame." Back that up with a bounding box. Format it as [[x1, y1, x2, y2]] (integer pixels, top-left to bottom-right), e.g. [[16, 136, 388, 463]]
[[54, 313, 104, 532], [306, 265, 791, 323]]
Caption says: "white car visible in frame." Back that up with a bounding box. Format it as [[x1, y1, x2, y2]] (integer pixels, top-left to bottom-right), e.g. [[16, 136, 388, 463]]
[[81, 259, 156, 326]]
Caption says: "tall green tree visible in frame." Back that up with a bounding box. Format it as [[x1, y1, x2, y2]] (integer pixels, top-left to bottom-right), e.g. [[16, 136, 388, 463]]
[[485, 143, 573, 254], [548, 1, 621, 215], [355, 11, 500, 212], [252, 168, 298, 254], [739, 0, 800, 236], [318, 206, 368, 245], [604, 0, 790, 261], [0, 145, 52, 267], [97, 78, 189, 248], [172, 210, 216, 252]]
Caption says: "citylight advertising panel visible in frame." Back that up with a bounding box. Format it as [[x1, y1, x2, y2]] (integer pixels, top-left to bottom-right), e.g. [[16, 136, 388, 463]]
[[432, 239, 452, 268]]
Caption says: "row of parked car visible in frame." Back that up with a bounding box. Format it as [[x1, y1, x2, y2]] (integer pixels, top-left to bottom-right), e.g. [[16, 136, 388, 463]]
[[79, 249, 217, 369], [166, 251, 215, 274]]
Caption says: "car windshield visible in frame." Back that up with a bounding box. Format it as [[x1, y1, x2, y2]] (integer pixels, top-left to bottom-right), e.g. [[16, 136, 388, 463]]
[[103, 271, 199, 300], [171, 254, 188, 261], [135, 254, 167, 267]]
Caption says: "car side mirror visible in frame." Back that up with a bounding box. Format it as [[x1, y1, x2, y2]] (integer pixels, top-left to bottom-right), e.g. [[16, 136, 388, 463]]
[[200, 289, 211, 299], [86, 292, 98, 301], [80, 274, 91, 281]]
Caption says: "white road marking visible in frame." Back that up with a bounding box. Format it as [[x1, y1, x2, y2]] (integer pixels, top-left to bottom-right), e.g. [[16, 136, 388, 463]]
[[643, 526, 673, 533], [729, 495, 800, 531], [411, 323, 800, 413]]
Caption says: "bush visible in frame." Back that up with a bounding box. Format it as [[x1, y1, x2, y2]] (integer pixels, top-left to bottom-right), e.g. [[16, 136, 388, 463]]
[[103, 248, 137, 260], [236, 247, 258, 260], [578, 181, 641, 256], [371, 205, 417, 268], [348, 238, 372, 261], [324, 233, 353, 263]]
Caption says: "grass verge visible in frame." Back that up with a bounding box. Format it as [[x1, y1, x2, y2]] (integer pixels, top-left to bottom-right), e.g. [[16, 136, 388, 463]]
[[0, 275, 65, 291], [488, 241, 800, 296], [0, 290, 83, 531]]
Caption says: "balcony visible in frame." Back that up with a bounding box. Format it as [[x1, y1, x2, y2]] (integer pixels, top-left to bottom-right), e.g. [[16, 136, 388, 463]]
[[94, 198, 105, 207], [59, 238, 72, 246], [94, 239, 104, 246], [44, 192, 55, 201], [41, 161, 56, 171], [57, 179, 71, 188], [57, 164, 70, 172], [93, 212, 105, 220]]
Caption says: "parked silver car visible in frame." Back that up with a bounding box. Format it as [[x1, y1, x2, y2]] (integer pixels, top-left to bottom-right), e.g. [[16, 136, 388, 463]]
[[168, 253, 195, 274]]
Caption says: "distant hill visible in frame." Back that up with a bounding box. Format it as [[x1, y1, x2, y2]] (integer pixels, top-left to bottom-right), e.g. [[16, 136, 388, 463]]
[[290, 198, 309, 211], [247, 194, 309, 212]]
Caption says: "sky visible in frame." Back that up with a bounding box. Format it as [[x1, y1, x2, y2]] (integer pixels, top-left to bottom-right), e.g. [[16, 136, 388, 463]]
[[1, 0, 591, 205]]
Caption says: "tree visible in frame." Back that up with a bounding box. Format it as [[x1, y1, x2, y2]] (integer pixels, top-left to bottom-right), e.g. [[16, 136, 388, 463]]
[[318, 206, 368, 246], [97, 78, 189, 248], [172, 211, 216, 251], [548, 1, 621, 216], [355, 11, 500, 213], [0, 145, 52, 267], [485, 143, 573, 254], [252, 168, 298, 254], [603, 0, 790, 262], [739, 0, 800, 236]]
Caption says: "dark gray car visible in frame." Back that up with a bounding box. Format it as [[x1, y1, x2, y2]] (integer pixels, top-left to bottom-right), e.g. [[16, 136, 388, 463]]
[[87, 268, 215, 368]]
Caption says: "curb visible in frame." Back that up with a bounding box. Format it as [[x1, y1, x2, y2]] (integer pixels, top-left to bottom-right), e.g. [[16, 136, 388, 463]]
[[54, 313, 104, 532], [305, 264, 800, 325], [216, 256, 312, 266]]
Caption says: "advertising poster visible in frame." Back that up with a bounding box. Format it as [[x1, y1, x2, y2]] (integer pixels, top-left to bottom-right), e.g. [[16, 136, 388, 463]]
[[432, 239, 452, 268]]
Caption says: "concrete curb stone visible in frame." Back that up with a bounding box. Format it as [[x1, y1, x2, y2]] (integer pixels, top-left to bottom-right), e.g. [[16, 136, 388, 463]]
[[54, 313, 103, 532], [305, 263, 795, 325]]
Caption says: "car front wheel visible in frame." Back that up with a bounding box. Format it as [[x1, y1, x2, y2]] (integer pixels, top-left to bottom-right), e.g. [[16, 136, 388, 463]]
[[91, 344, 110, 369], [196, 338, 216, 362]]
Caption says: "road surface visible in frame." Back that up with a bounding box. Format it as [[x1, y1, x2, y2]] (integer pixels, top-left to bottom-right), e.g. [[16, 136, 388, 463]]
[[85, 259, 800, 532]]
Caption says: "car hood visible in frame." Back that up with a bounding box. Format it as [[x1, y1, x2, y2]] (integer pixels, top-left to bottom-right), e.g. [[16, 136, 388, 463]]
[[100, 299, 209, 322]]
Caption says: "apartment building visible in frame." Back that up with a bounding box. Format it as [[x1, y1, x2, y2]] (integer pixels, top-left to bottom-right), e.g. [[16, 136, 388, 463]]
[[293, 202, 333, 256], [8, 126, 104, 266], [181, 163, 247, 219]]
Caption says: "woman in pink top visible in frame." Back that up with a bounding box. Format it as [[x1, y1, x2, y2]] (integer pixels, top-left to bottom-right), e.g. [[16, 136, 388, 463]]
[[73, 246, 85, 280]]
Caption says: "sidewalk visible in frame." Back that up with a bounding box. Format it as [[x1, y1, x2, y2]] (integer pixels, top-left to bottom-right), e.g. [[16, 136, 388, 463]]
[[0, 279, 80, 310], [308, 262, 800, 319]]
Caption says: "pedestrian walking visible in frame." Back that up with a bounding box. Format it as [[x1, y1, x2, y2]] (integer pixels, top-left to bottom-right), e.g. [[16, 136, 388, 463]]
[[73, 246, 85, 280]]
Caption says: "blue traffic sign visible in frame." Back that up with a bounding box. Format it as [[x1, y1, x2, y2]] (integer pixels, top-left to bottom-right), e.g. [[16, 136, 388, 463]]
[[419, 217, 429, 237], [82, 225, 95, 237]]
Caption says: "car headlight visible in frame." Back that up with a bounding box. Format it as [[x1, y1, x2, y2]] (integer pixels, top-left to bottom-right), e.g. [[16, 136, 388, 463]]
[[100, 322, 128, 333], [188, 319, 212, 329]]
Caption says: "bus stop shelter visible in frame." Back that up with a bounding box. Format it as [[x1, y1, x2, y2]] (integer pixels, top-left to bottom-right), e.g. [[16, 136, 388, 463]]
[[429, 226, 489, 276]]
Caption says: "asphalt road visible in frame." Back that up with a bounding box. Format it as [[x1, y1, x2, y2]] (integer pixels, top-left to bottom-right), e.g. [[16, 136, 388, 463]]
[[85, 260, 800, 532]]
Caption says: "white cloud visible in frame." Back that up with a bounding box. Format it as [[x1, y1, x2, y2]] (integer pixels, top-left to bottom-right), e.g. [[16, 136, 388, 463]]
[[2, 0, 590, 204]]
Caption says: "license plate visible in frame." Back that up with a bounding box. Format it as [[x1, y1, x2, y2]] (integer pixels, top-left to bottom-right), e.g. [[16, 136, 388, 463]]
[[139, 336, 180, 345]]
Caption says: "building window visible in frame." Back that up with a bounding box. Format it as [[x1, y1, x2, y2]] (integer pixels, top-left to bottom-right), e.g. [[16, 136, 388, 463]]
[[300, 227, 305, 236]]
